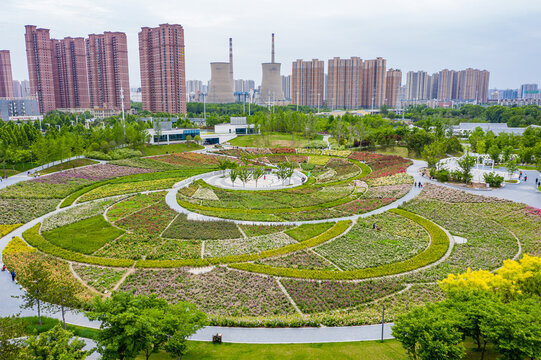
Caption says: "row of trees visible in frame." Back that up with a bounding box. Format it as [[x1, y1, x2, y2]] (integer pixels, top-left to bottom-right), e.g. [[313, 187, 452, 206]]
[[228, 163, 295, 187], [393, 255, 541, 360]]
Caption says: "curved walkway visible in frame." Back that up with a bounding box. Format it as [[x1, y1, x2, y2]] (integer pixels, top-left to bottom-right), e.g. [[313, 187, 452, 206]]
[[166, 160, 426, 225]]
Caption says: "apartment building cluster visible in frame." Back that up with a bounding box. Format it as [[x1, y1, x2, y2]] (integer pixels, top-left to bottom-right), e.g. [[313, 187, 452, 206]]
[[405, 68, 490, 103]]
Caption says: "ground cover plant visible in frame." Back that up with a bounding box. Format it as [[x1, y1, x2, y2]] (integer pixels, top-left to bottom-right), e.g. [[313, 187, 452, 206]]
[[42, 215, 124, 254], [141, 142, 203, 156], [110, 157, 182, 171], [41, 199, 116, 232], [0, 223, 22, 237], [0, 198, 59, 224], [39, 158, 98, 174], [285, 222, 334, 242], [0, 181, 84, 199], [162, 213, 241, 240], [315, 212, 430, 270], [95, 234, 201, 260], [152, 152, 220, 168], [203, 233, 297, 257], [120, 267, 296, 316], [258, 250, 337, 270], [30, 164, 155, 184], [239, 224, 294, 237], [115, 199, 177, 235], [72, 264, 126, 293], [106, 192, 165, 222], [280, 278, 405, 313], [78, 178, 177, 202]]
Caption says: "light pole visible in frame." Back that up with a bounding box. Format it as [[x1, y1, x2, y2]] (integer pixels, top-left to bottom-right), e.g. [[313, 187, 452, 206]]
[[120, 88, 125, 132], [317, 93, 320, 113]]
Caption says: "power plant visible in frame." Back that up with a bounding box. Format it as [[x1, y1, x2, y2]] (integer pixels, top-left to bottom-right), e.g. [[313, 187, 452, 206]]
[[257, 33, 285, 105], [207, 38, 235, 103]]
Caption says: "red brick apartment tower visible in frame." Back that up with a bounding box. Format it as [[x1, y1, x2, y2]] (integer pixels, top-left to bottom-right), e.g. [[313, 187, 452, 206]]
[[86, 32, 130, 110], [291, 59, 324, 108], [385, 69, 402, 108], [139, 24, 186, 114], [0, 50, 14, 98], [361, 57, 386, 108], [51, 37, 90, 108], [25, 25, 56, 113], [326, 57, 363, 109]]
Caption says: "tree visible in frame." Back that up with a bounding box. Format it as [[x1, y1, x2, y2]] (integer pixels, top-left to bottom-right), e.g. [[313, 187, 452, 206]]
[[506, 158, 518, 179], [421, 140, 446, 171], [487, 145, 501, 164], [87, 292, 168, 360], [20, 324, 93, 360], [237, 167, 251, 187], [457, 152, 476, 184], [49, 279, 78, 329], [483, 172, 504, 188], [193, 135, 202, 145], [185, 135, 192, 142], [251, 166, 264, 188], [18, 261, 53, 326], [276, 162, 294, 185], [229, 168, 238, 187], [0, 315, 26, 360], [155, 121, 162, 145], [162, 302, 207, 360]]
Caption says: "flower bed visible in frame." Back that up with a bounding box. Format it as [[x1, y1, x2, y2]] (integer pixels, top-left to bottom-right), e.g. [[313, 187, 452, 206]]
[[94, 234, 201, 260], [40, 158, 98, 174], [31, 164, 154, 184], [72, 264, 126, 293], [271, 148, 296, 154], [297, 148, 321, 155], [42, 199, 116, 232], [239, 224, 294, 237], [78, 178, 177, 202], [115, 200, 177, 235], [315, 212, 430, 270], [308, 155, 331, 166], [0, 182, 85, 199], [416, 183, 508, 203], [366, 172, 413, 187], [259, 250, 337, 270], [0, 224, 22, 237], [203, 233, 297, 258], [119, 267, 296, 316], [2, 236, 36, 256], [106, 192, 165, 222], [162, 213, 241, 240], [321, 149, 352, 157], [110, 157, 181, 171], [285, 222, 334, 242], [281, 278, 405, 313], [0, 198, 59, 224], [267, 155, 288, 164], [152, 152, 220, 168]]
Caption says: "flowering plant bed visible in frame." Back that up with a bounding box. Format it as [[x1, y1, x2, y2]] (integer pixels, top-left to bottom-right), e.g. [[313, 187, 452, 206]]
[[0, 223, 23, 237], [31, 164, 154, 184], [203, 233, 297, 257], [162, 213, 242, 240], [110, 157, 182, 171], [119, 267, 296, 316], [258, 250, 337, 270], [285, 223, 334, 242], [0, 198, 59, 224], [0, 181, 85, 199], [239, 224, 294, 237], [106, 192, 165, 222], [115, 199, 177, 235], [78, 178, 177, 202], [152, 152, 220, 168], [42, 199, 116, 232], [40, 158, 98, 174], [72, 264, 126, 293]]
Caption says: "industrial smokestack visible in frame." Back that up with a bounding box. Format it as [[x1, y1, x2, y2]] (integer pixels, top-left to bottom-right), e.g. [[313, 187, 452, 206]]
[[271, 33, 275, 63], [229, 37, 233, 81]]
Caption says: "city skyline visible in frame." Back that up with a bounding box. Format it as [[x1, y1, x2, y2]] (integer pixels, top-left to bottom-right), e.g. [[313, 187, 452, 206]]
[[1, 0, 540, 89]]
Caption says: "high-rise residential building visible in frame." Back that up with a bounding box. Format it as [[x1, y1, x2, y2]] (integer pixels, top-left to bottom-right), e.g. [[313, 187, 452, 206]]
[[281, 75, 291, 100], [186, 80, 203, 94], [86, 32, 130, 111], [326, 57, 363, 109], [435, 68, 489, 102], [51, 37, 90, 108], [25, 25, 56, 113], [291, 59, 324, 108], [361, 57, 386, 108], [501, 89, 518, 100], [0, 51, 14, 98], [234, 79, 255, 92], [385, 69, 402, 108], [21, 80, 30, 97], [406, 71, 433, 100], [12, 80, 22, 97], [519, 84, 539, 99], [139, 24, 186, 114]]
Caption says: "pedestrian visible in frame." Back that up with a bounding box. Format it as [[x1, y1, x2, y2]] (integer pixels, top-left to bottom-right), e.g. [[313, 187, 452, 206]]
[[525, 176, 527, 182], [373, 223, 376, 230], [2, 264, 6, 271], [10, 270, 15, 282], [420, 182, 423, 188], [414, 181, 417, 187]]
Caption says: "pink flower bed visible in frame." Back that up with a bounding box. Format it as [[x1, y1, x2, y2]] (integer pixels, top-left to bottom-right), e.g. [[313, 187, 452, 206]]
[[31, 164, 155, 184]]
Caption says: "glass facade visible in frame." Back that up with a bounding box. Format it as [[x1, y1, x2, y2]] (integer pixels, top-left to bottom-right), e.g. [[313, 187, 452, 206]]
[[153, 129, 200, 143]]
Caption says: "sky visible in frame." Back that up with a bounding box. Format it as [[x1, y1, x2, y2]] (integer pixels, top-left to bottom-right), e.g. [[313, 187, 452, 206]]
[[1, 0, 540, 89]]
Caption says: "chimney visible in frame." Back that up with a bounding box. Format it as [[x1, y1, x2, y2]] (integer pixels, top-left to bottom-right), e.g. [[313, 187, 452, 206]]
[[229, 38, 233, 81], [271, 33, 275, 63]]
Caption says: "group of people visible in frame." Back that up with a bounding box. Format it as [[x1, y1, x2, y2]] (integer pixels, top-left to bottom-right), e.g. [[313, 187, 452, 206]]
[[1, 264, 16, 282], [414, 181, 423, 188]]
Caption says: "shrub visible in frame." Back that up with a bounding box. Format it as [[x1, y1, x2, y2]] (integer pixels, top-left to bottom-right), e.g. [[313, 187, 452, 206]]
[[300, 163, 315, 171], [303, 140, 327, 149], [2, 237, 36, 256], [483, 172, 504, 188], [436, 169, 450, 182]]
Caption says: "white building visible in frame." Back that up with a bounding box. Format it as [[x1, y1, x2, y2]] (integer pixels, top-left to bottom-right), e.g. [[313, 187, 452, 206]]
[[214, 117, 257, 135]]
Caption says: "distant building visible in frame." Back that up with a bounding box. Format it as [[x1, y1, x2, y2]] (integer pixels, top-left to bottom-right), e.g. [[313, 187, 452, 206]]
[[86, 31, 130, 111], [214, 117, 257, 135], [452, 122, 541, 136], [139, 24, 186, 114], [501, 89, 518, 100], [291, 59, 325, 108], [281, 75, 291, 100], [0, 50, 14, 98], [130, 88, 142, 102], [519, 84, 539, 99], [434, 68, 489, 102], [385, 69, 402, 108], [234, 79, 255, 92], [0, 98, 40, 121]]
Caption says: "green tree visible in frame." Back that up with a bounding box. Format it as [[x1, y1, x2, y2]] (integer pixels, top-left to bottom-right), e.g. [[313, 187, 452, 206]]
[[162, 302, 207, 360], [18, 261, 53, 325], [422, 140, 446, 171], [20, 324, 93, 360], [229, 168, 239, 187], [487, 145, 501, 164], [237, 167, 251, 187], [0, 315, 26, 360], [251, 166, 265, 188], [506, 158, 518, 178], [457, 152, 476, 184]]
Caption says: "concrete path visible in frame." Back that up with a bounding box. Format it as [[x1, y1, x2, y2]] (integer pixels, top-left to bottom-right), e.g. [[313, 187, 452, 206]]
[[323, 134, 331, 149]]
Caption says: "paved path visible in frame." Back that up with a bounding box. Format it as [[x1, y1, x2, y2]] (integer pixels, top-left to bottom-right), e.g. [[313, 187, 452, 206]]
[[323, 134, 331, 149], [204, 169, 305, 191]]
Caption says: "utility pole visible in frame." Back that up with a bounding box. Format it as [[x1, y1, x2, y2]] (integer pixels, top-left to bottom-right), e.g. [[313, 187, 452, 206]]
[[120, 88, 125, 133]]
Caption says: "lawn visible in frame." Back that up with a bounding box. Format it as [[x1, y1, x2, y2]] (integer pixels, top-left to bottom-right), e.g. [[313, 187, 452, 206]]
[[286, 222, 334, 242], [42, 215, 124, 254], [141, 142, 203, 156], [229, 133, 321, 148], [40, 158, 98, 174]]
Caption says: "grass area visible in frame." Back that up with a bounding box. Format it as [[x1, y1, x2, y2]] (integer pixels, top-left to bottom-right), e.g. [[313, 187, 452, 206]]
[[20, 316, 99, 340], [518, 164, 540, 170], [141, 142, 203, 156], [229, 132, 321, 148], [40, 158, 98, 174], [1, 161, 36, 177], [286, 222, 335, 242], [42, 215, 124, 254], [374, 146, 424, 160]]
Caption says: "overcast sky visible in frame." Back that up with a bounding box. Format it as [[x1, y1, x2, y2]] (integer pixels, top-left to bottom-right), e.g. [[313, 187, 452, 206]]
[[1, 0, 540, 89]]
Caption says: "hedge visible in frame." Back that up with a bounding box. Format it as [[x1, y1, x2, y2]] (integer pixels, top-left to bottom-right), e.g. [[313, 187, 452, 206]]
[[22, 224, 134, 267], [2, 236, 36, 256], [135, 220, 351, 268], [229, 209, 450, 280]]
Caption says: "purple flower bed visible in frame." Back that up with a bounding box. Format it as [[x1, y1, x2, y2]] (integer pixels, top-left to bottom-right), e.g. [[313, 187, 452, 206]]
[[31, 164, 155, 184]]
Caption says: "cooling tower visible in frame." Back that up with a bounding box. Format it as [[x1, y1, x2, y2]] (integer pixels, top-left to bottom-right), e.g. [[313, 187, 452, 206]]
[[258, 33, 285, 104], [207, 38, 235, 104]]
